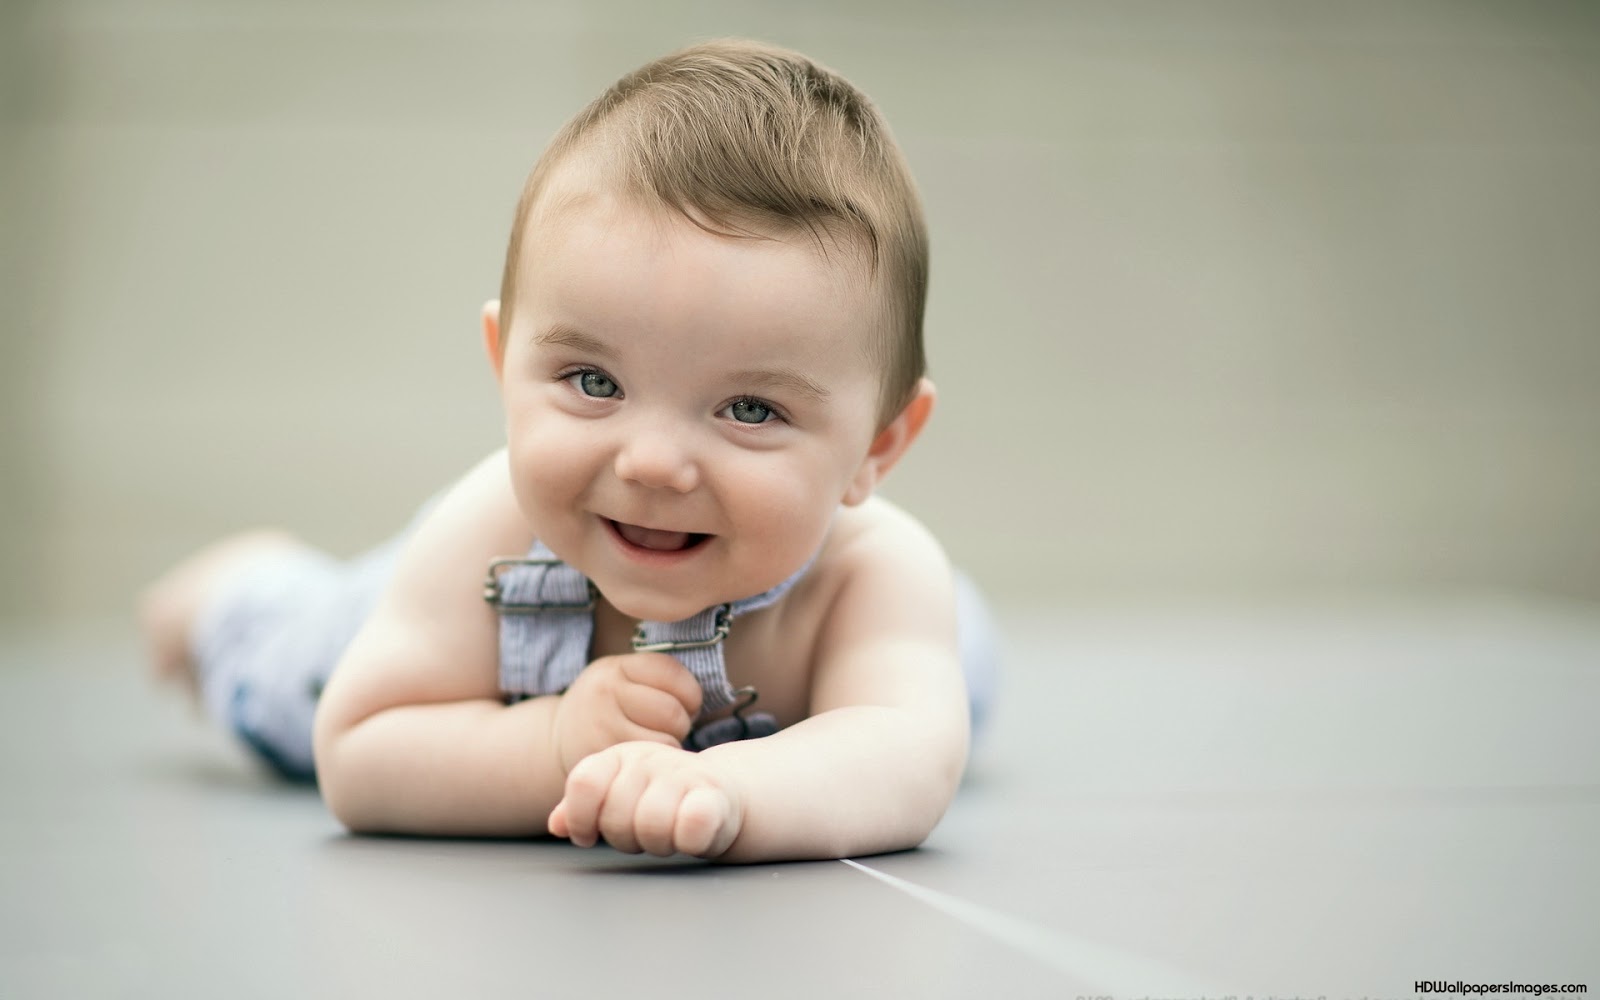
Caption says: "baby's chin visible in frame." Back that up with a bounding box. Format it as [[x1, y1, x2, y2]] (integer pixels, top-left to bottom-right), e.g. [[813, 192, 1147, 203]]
[[599, 586, 723, 625], [596, 563, 796, 623]]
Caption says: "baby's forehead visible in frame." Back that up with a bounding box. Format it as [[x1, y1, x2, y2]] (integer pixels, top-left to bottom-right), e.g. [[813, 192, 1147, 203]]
[[522, 178, 877, 321], [535, 148, 871, 262]]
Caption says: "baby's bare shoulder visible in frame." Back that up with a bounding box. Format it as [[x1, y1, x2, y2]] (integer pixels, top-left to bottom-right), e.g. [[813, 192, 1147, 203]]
[[323, 450, 529, 714], [800, 499, 962, 715], [822, 496, 950, 578], [807, 497, 955, 634], [389, 449, 531, 596]]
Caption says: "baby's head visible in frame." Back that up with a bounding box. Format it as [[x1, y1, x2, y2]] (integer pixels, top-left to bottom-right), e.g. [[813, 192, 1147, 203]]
[[498, 39, 928, 428], [486, 40, 936, 618]]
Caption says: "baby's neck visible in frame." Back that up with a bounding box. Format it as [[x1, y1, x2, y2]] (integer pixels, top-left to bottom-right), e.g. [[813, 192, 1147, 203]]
[[589, 597, 643, 660]]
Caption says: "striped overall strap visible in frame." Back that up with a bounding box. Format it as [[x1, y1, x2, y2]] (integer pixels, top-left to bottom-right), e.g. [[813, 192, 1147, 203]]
[[484, 540, 808, 747]]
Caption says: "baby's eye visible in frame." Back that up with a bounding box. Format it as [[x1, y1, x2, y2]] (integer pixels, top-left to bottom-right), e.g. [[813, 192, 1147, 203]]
[[726, 398, 776, 424], [569, 370, 619, 398]]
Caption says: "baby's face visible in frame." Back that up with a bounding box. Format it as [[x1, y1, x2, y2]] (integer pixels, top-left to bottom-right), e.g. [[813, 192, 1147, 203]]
[[495, 173, 886, 622]]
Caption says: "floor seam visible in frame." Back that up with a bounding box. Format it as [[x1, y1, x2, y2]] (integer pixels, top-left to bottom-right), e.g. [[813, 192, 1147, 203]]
[[839, 857, 1221, 993]]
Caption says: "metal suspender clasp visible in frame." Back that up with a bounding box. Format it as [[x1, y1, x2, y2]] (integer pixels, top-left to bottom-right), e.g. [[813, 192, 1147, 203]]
[[483, 557, 597, 613], [631, 604, 733, 653]]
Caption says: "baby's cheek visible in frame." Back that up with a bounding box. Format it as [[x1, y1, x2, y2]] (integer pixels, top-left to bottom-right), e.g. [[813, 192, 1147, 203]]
[[508, 438, 587, 522], [734, 478, 834, 569]]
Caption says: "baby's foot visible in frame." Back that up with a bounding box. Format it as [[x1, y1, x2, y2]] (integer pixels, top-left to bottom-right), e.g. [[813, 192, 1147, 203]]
[[139, 529, 306, 696]]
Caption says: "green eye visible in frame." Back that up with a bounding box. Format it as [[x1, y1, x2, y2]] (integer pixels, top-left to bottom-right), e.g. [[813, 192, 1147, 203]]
[[730, 398, 773, 424], [578, 372, 618, 398]]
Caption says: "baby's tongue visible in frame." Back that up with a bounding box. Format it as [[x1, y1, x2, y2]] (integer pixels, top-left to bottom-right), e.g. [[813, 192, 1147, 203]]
[[617, 521, 692, 551]]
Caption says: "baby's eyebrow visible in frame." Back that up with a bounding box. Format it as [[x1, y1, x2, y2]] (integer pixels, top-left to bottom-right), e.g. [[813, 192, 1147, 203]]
[[730, 367, 830, 403], [535, 323, 618, 361]]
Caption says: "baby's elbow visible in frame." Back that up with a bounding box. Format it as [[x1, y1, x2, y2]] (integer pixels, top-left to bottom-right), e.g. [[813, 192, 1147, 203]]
[[319, 780, 363, 834], [315, 749, 386, 835], [310, 703, 369, 833], [314, 755, 354, 832], [920, 759, 966, 844], [910, 720, 970, 844], [870, 720, 968, 858], [929, 711, 971, 801], [848, 791, 949, 861]]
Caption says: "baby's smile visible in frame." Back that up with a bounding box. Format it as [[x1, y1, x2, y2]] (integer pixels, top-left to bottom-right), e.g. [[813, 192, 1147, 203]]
[[604, 517, 712, 555]]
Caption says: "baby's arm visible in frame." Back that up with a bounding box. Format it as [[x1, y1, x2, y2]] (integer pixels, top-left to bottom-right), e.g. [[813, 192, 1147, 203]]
[[312, 452, 699, 836], [548, 507, 971, 862]]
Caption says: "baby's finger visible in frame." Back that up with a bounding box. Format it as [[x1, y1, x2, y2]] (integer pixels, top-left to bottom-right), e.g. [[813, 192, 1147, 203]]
[[633, 778, 690, 857], [619, 653, 704, 717], [557, 750, 621, 848], [546, 802, 570, 839], [595, 760, 653, 854], [674, 787, 736, 859], [617, 681, 695, 741]]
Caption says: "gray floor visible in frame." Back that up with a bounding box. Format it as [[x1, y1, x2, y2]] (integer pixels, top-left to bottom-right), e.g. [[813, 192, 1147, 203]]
[[2, 597, 1597, 998]]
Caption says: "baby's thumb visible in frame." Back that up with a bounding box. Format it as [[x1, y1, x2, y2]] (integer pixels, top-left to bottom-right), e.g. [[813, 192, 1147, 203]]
[[623, 652, 704, 716]]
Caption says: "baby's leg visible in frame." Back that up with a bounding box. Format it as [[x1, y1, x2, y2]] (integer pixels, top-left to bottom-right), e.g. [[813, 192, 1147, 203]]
[[141, 529, 402, 780], [141, 530, 308, 695]]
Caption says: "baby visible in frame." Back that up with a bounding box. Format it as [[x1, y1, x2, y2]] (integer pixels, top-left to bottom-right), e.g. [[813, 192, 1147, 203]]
[[143, 39, 996, 862]]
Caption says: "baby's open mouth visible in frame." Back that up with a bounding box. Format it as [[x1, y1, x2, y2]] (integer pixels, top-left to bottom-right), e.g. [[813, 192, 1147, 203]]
[[608, 519, 710, 553]]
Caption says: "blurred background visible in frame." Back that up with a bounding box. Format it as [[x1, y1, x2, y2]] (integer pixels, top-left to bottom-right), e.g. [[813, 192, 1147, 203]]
[[3, 0, 1597, 626]]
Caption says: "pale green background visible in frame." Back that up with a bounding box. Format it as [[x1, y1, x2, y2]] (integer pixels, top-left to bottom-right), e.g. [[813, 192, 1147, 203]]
[[4, 0, 1598, 624]]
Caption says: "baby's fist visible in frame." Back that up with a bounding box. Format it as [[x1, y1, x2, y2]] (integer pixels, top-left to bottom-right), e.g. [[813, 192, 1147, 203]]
[[548, 742, 742, 859], [551, 653, 702, 774]]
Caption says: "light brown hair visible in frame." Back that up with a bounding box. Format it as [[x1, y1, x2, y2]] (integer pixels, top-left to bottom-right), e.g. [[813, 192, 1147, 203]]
[[498, 39, 929, 427]]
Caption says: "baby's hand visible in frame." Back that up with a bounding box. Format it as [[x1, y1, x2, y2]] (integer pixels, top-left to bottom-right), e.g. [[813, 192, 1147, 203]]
[[547, 742, 743, 858], [552, 653, 702, 774]]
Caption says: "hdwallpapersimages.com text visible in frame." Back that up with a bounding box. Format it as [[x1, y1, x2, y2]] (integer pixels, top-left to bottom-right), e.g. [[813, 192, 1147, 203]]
[[1079, 986, 1588, 1000]]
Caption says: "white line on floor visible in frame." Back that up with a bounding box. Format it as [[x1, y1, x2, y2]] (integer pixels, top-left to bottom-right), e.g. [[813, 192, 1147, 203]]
[[840, 858, 1223, 993]]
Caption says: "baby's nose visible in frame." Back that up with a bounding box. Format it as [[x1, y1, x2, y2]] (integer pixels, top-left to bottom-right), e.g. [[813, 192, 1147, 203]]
[[613, 424, 700, 494]]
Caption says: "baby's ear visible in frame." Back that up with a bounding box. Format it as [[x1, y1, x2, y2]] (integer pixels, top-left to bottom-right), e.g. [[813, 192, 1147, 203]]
[[482, 300, 504, 380], [842, 378, 936, 506]]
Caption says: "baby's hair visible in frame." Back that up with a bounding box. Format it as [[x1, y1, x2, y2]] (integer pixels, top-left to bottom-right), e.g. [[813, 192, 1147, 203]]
[[498, 39, 929, 427]]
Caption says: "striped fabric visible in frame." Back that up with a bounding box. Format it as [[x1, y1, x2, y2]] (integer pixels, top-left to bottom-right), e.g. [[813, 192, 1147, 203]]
[[487, 540, 810, 746]]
